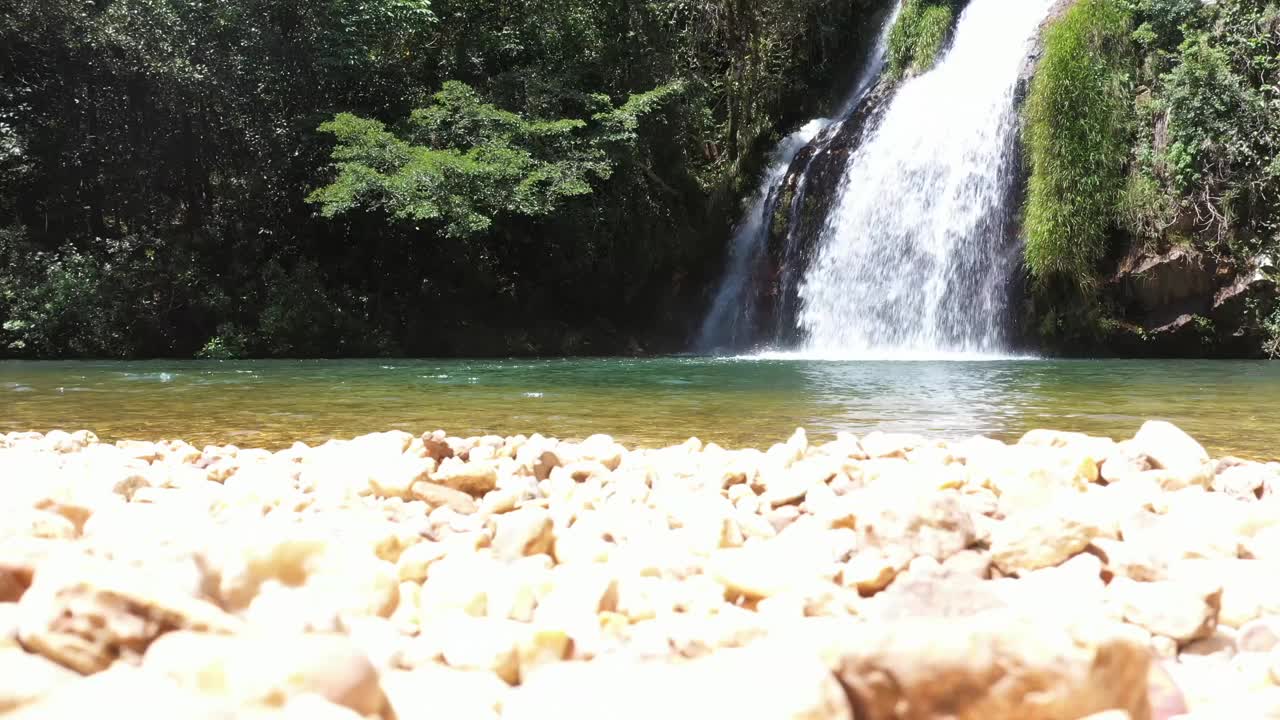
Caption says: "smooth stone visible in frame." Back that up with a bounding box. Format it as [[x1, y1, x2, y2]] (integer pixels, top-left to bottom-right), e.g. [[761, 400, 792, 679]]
[[142, 631, 385, 715], [2, 665, 235, 719], [1129, 421, 1211, 489], [705, 536, 833, 601], [1239, 618, 1280, 653], [0, 602, 19, 648], [17, 556, 243, 674], [1179, 627, 1237, 662], [990, 505, 1100, 574], [433, 459, 499, 496], [830, 612, 1152, 720], [491, 508, 555, 562], [1108, 577, 1222, 643], [0, 648, 81, 713], [504, 644, 850, 720], [410, 480, 477, 514], [382, 664, 510, 720], [1167, 559, 1280, 628]]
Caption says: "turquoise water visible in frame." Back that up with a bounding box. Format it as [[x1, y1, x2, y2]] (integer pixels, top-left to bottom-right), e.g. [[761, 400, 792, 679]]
[[1, 357, 1277, 460]]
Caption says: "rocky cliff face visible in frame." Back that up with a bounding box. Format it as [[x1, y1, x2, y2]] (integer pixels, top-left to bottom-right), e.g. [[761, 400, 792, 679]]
[[1102, 249, 1278, 358]]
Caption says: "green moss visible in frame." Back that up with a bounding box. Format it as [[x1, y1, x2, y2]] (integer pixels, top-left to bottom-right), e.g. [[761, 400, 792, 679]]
[[886, 0, 957, 80], [1022, 0, 1133, 288]]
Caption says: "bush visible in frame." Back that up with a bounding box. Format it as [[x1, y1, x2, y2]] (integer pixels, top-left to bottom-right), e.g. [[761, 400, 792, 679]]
[[0, 231, 131, 357], [886, 0, 957, 80], [197, 323, 250, 360], [1163, 24, 1277, 242], [1022, 0, 1134, 288]]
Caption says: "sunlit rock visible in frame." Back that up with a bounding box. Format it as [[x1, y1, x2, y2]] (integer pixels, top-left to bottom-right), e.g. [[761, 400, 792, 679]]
[[830, 613, 1152, 720], [0, 647, 80, 713], [505, 644, 851, 720], [381, 664, 509, 720], [1107, 577, 1222, 643], [1130, 420, 1212, 490], [143, 631, 384, 714], [2, 665, 233, 719], [17, 555, 242, 674], [990, 503, 1100, 574]]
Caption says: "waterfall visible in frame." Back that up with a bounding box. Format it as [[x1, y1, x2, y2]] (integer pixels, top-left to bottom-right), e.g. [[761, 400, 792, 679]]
[[695, 122, 826, 353], [695, 4, 899, 354], [796, 0, 1056, 358]]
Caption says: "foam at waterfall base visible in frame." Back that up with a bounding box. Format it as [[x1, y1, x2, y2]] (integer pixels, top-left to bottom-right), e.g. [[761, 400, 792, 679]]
[[728, 349, 1041, 362]]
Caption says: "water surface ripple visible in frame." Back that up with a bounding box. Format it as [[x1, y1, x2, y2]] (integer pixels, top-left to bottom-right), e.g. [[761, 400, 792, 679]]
[[2, 358, 1277, 460]]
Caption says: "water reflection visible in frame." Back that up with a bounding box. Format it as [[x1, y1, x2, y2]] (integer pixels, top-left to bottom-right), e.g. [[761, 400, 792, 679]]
[[0, 358, 1278, 460], [791, 360, 1031, 439]]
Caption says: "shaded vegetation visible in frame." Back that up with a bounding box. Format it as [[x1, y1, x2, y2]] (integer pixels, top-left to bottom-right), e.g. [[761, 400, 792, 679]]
[[1022, 0, 1280, 353], [0, 0, 885, 358]]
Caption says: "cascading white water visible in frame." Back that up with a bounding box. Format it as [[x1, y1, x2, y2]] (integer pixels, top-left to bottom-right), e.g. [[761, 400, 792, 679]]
[[797, 0, 1055, 358], [696, 5, 900, 354], [695, 121, 826, 352]]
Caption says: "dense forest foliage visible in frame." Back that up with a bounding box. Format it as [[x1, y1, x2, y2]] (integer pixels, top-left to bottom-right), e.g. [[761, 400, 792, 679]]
[[1023, 0, 1280, 355], [2, 0, 1276, 359], [0, 0, 883, 358]]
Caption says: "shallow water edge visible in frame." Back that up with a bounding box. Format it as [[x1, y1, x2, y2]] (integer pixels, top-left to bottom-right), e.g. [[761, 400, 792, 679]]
[[2, 356, 1278, 461]]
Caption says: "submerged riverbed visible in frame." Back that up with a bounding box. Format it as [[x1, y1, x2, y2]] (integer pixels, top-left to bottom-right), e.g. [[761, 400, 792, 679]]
[[1, 356, 1278, 460]]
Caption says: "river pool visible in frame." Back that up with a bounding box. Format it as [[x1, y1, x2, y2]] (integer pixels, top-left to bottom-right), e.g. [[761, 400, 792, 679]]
[[1, 356, 1277, 460]]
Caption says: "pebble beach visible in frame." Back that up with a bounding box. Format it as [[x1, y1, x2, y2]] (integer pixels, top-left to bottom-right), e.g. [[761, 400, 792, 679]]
[[2, 421, 1280, 719]]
